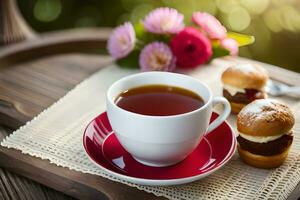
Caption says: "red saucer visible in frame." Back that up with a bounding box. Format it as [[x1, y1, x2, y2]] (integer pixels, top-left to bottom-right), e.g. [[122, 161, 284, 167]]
[[83, 112, 236, 186]]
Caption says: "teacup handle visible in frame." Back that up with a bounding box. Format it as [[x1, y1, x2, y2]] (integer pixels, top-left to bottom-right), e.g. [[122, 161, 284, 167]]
[[206, 97, 231, 134]]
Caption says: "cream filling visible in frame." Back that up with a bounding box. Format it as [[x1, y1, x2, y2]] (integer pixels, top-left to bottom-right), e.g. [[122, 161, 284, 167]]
[[223, 84, 245, 96], [238, 132, 285, 143]]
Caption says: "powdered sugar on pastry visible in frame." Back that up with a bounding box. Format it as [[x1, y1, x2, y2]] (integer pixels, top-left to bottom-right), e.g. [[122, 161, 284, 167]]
[[231, 63, 258, 74], [238, 99, 294, 129]]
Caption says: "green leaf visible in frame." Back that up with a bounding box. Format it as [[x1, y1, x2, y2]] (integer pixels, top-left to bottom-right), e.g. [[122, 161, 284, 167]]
[[134, 22, 146, 39], [133, 22, 172, 48], [227, 32, 255, 47], [212, 46, 230, 59], [116, 50, 140, 69]]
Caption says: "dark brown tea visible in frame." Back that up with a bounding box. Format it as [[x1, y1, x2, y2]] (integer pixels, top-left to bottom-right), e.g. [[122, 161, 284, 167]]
[[115, 84, 204, 116]]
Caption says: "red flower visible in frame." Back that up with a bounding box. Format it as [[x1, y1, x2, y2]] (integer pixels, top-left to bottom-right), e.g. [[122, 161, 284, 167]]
[[170, 27, 212, 68]]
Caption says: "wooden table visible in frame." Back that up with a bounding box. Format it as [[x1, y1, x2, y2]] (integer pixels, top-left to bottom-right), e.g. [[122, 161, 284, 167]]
[[0, 28, 299, 200]]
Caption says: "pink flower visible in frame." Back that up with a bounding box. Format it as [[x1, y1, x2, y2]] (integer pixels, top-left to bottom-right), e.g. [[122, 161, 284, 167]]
[[139, 42, 176, 71], [170, 27, 212, 68], [107, 22, 135, 59], [221, 38, 239, 56], [192, 12, 227, 40], [143, 7, 184, 34]]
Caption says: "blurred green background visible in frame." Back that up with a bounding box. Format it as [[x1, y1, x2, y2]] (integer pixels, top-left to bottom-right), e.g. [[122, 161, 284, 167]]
[[17, 0, 300, 72]]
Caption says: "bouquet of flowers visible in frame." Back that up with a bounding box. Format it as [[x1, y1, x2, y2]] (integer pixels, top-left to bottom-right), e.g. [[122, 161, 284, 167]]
[[107, 7, 254, 71]]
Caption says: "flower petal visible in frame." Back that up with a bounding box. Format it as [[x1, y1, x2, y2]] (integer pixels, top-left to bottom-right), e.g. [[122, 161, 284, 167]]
[[192, 12, 227, 40], [143, 7, 184, 34], [139, 42, 176, 71], [107, 22, 136, 59]]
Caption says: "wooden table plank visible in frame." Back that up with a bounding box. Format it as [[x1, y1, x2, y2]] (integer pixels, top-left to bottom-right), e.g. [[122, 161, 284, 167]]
[[0, 168, 74, 200], [0, 28, 111, 68], [0, 54, 112, 129], [0, 147, 163, 200], [0, 126, 74, 200]]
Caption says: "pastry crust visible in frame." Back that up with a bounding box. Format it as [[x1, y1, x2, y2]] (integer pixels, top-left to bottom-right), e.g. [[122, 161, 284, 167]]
[[230, 101, 246, 114], [238, 145, 290, 169], [237, 99, 295, 137], [221, 63, 268, 90]]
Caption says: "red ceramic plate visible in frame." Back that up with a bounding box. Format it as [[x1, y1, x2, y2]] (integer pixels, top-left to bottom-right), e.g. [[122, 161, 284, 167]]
[[83, 112, 236, 186]]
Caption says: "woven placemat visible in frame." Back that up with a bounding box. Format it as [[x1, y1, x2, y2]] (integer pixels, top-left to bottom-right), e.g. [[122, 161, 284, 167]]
[[1, 59, 300, 199]]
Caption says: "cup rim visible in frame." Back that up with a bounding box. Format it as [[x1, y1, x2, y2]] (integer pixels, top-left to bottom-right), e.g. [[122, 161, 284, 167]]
[[107, 71, 213, 119]]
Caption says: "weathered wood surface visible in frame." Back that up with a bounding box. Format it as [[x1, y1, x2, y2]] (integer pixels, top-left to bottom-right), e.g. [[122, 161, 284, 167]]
[[0, 28, 111, 68], [0, 127, 74, 200], [0, 54, 112, 129], [0, 28, 112, 129]]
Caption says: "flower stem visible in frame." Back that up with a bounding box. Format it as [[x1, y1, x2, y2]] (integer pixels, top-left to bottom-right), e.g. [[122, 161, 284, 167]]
[[135, 39, 145, 50]]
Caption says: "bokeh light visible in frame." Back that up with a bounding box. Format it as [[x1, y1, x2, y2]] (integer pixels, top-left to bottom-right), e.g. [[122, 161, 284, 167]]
[[74, 6, 101, 27], [33, 0, 61, 22], [193, 0, 217, 15], [162, 0, 198, 21], [216, 0, 239, 14], [130, 4, 154, 23], [281, 5, 300, 32], [263, 10, 282, 33], [17, 0, 300, 72], [228, 7, 251, 31], [241, 0, 270, 15]]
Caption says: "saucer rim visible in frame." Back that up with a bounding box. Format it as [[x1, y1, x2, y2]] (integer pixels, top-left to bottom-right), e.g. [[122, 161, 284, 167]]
[[83, 112, 237, 186]]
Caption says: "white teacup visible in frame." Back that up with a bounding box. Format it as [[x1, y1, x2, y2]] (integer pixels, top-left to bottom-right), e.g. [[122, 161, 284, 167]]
[[107, 72, 230, 167]]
